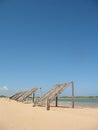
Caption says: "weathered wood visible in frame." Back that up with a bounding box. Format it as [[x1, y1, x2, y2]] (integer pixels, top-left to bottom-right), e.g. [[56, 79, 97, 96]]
[[39, 88, 42, 98], [10, 91, 28, 100], [34, 81, 75, 109], [10, 88, 39, 102], [32, 93, 35, 103], [17, 88, 39, 102], [55, 96, 58, 107], [13, 91, 27, 100], [34, 84, 61, 106], [72, 81, 74, 108], [46, 98, 50, 110], [10, 92, 21, 99]]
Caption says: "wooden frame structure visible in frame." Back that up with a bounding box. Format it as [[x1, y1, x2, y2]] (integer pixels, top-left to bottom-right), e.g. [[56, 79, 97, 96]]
[[33, 81, 74, 110], [10, 88, 41, 102]]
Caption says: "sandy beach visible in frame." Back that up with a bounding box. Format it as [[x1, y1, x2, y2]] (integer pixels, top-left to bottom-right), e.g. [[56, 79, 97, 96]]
[[0, 98, 98, 130]]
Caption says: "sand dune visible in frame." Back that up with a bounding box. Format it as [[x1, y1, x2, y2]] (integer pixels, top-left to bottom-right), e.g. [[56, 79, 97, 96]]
[[0, 98, 98, 130]]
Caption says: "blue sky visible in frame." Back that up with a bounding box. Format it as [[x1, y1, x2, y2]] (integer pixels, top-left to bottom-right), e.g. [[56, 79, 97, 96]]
[[0, 0, 98, 96]]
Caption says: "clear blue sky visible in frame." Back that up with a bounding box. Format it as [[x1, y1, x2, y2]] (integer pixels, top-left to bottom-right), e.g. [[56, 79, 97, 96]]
[[0, 0, 98, 96]]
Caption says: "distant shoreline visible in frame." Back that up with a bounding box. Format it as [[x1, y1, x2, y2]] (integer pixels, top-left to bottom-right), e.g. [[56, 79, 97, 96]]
[[60, 96, 98, 98], [0, 95, 98, 99]]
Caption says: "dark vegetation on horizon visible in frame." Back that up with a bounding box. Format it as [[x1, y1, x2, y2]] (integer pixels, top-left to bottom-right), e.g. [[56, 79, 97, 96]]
[[60, 96, 98, 98], [0, 95, 7, 98]]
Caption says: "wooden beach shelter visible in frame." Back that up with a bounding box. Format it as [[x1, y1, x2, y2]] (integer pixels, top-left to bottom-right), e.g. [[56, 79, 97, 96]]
[[33, 81, 74, 110], [17, 88, 39, 102], [10, 91, 27, 100], [10, 88, 41, 102]]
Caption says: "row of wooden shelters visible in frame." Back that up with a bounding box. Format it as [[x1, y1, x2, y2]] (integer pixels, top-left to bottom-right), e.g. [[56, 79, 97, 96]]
[[10, 81, 74, 110]]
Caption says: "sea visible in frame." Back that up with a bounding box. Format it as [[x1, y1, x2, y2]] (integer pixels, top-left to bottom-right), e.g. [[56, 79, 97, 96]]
[[55, 98, 98, 108], [27, 97, 98, 108]]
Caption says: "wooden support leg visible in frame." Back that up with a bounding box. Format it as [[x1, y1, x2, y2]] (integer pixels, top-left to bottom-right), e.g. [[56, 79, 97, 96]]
[[56, 96, 58, 107], [72, 81, 74, 108], [33, 93, 35, 103], [40, 88, 42, 98], [46, 98, 50, 110]]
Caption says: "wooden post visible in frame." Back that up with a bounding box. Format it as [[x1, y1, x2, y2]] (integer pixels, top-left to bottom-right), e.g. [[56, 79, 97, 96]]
[[39, 88, 42, 98], [72, 81, 74, 108], [32, 93, 35, 103], [46, 98, 50, 110], [55, 96, 58, 107]]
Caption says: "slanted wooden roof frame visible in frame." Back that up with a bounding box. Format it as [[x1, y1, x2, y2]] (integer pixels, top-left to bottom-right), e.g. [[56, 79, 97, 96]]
[[10, 88, 41, 102], [33, 81, 74, 110], [17, 88, 39, 102]]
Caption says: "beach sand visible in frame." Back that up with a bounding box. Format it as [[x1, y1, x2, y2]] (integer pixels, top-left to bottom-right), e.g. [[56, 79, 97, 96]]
[[0, 98, 98, 130]]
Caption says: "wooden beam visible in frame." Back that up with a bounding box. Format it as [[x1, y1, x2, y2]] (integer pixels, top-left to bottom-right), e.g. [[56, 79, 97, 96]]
[[72, 81, 74, 108], [39, 88, 42, 98], [55, 96, 58, 107], [46, 98, 50, 110], [32, 93, 35, 103]]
